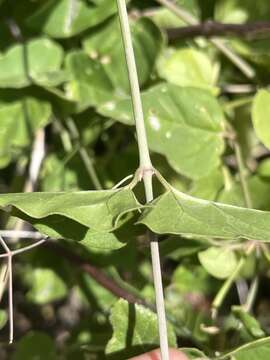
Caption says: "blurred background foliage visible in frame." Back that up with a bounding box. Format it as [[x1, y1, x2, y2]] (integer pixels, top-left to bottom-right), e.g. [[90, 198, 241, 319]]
[[1, 0, 270, 359]]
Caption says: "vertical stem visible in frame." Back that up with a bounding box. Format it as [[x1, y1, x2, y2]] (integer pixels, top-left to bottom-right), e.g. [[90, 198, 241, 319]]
[[234, 142, 253, 208], [65, 118, 103, 190], [116, 1, 169, 359], [8, 255, 13, 344]]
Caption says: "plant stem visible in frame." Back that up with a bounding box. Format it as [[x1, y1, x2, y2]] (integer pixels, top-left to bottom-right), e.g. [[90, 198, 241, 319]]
[[212, 138, 256, 316], [212, 244, 254, 317], [156, 0, 255, 79], [212, 256, 246, 317], [116, 1, 169, 359], [234, 142, 252, 208], [62, 118, 103, 190], [244, 275, 259, 312]]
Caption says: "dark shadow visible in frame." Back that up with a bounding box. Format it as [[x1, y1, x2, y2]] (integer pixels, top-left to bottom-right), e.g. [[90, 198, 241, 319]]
[[126, 303, 136, 349], [10, 209, 88, 242]]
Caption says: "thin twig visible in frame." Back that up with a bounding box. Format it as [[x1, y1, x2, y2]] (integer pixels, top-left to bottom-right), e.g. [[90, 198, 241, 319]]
[[7, 255, 13, 344], [166, 21, 270, 41], [0, 235, 46, 343], [0, 237, 13, 343], [221, 84, 257, 94], [25, 128, 46, 193], [234, 142, 253, 208], [212, 136, 256, 317], [117, 1, 169, 358], [212, 244, 255, 318], [112, 174, 134, 189], [1, 129, 46, 344], [244, 276, 259, 312], [0, 239, 47, 258], [64, 118, 103, 190], [48, 241, 206, 350], [156, 0, 255, 79], [0, 230, 44, 240]]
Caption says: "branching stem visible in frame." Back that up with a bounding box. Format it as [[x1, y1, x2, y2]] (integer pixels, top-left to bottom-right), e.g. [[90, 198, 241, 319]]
[[0, 236, 46, 343], [116, 1, 169, 358], [212, 244, 255, 318]]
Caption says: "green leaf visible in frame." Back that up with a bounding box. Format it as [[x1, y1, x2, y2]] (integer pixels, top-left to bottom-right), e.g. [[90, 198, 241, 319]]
[[0, 189, 137, 231], [190, 169, 224, 201], [26, 0, 118, 38], [65, 51, 115, 112], [0, 38, 65, 88], [157, 48, 218, 92], [0, 97, 51, 168], [215, 0, 270, 23], [258, 159, 270, 178], [219, 175, 270, 211], [0, 189, 140, 248], [26, 268, 68, 304], [182, 348, 209, 359], [66, 18, 162, 111], [139, 187, 270, 242], [99, 84, 225, 179], [232, 306, 265, 339], [198, 247, 238, 279], [83, 17, 163, 93], [172, 265, 214, 295], [0, 310, 7, 330], [106, 299, 176, 357], [252, 90, 270, 150], [218, 337, 270, 360], [12, 332, 57, 360]]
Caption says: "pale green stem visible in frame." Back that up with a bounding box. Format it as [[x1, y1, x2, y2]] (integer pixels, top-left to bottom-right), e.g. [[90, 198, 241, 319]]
[[212, 256, 246, 317], [244, 275, 259, 312], [212, 138, 255, 315], [156, 0, 255, 79], [212, 240, 255, 317], [224, 96, 253, 112], [79, 148, 102, 190], [234, 142, 253, 208], [116, 1, 169, 359], [54, 119, 73, 153], [65, 118, 103, 190]]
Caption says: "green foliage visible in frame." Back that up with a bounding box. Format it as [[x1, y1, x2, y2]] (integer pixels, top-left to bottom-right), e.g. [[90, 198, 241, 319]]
[[106, 299, 176, 357], [99, 84, 225, 179], [0, 0, 270, 358], [252, 90, 270, 150], [0, 38, 65, 88], [139, 187, 270, 241], [12, 332, 57, 360], [198, 247, 238, 279]]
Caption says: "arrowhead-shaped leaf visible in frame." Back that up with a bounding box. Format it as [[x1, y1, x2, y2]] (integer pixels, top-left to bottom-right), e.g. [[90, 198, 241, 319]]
[[139, 187, 270, 241], [99, 84, 225, 179], [0, 189, 141, 249]]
